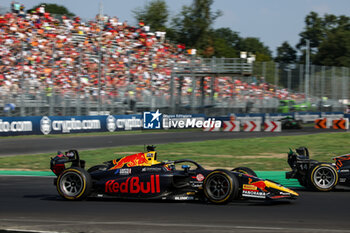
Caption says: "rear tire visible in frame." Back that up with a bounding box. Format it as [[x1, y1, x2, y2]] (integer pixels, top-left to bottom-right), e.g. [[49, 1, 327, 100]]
[[57, 167, 92, 200], [203, 169, 238, 204], [308, 163, 338, 191], [232, 167, 257, 177]]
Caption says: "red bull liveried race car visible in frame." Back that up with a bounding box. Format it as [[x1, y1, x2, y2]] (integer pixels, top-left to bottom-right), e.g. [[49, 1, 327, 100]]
[[50, 146, 298, 204]]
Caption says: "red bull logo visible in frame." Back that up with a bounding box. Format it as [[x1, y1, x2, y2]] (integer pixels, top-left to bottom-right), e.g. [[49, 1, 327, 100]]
[[248, 178, 267, 192], [105, 175, 160, 194], [111, 153, 150, 169]]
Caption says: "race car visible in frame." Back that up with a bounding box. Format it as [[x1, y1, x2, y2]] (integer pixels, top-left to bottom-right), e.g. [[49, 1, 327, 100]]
[[50, 146, 298, 204], [286, 147, 350, 191], [279, 116, 302, 129]]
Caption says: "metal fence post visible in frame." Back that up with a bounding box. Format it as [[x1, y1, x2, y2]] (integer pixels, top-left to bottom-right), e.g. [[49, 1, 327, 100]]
[[274, 63, 279, 94], [262, 62, 266, 80], [287, 66, 292, 91], [20, 41, 26, 117], [49, 42, 55, 116], [191, 57, 196, 112], [170, 71, 175, 114], [332, 67, 336, 100], [76, 47, 82, 116], [299, 64, 303, 93], [321, 66, 325, 98], [310, 65, 315, 98], [342, 67, 347, 100]]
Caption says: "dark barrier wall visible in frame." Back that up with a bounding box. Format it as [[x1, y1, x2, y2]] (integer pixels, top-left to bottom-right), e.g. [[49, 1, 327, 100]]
[[0, 112, 348, 136]]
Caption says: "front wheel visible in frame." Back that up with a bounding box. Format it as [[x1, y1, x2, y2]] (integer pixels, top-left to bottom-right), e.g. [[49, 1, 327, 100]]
[[308, 163, 338, 191], [203, 169, 238, 204], [57, 167, 92, 200], [232, 167, 257, 177]]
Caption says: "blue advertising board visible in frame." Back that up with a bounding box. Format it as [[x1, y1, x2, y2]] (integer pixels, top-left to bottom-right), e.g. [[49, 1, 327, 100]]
[[0, 115, 142, 136], [0, 112, 347, 136]]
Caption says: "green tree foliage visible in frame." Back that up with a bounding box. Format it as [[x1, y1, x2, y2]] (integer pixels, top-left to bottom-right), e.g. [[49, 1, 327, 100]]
[[297, 12, 324, 53], [27, 3, 74, 16], [211, 28, 241, 57], [133, 0, 169, 31], [275, 41, 297, 64], [297, 12, 350, 66], [171, 0, 222, 57], [315, 30, 350, 67], [239, 37, 272, 62]]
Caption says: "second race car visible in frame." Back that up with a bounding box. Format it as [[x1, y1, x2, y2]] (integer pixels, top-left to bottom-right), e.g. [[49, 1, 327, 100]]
[[50, 146, 298, 204], [286, 147, 350, 191]]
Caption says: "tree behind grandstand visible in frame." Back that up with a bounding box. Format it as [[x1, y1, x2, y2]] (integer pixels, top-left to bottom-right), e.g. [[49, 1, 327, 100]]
[[133, 0, 169, 31], [27, 3, 75, 16], [297, 11, 350, 66], [170, 0, 222, 57]]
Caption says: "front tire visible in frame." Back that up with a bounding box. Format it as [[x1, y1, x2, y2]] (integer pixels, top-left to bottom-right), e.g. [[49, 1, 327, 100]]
[[308, 163, 338, 191], [57, 167, 92, 200], [203, 169, 238, 204], [232, 167, 257, 177]]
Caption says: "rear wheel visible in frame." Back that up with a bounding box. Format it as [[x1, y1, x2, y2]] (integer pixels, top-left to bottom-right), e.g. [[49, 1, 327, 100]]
[[57, 167, 92, 200], [203, 169, 238, 204], [232, 167, 257, 177], [308, 163, 338, 191]]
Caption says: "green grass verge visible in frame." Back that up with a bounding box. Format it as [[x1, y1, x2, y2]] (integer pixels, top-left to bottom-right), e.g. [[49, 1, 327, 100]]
[[0, 132, 349, 171]]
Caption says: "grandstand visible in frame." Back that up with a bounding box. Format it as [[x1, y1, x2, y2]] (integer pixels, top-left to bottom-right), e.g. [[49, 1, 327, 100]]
[[0, 5, 348, 116]]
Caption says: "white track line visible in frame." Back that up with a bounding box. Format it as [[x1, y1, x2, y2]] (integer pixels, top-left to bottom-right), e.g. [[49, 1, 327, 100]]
[[1, 218, 350, 232]]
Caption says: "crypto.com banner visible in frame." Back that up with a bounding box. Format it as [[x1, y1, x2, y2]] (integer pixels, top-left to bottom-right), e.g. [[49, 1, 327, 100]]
[[0, 115, 142, 136]]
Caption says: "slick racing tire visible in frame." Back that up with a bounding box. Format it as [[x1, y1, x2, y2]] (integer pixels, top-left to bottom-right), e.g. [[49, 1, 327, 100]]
[[232, 167, 257, 177], [308, 163, 338, 191], [203, 169, 238, 204], [57, 167, 92, 200]]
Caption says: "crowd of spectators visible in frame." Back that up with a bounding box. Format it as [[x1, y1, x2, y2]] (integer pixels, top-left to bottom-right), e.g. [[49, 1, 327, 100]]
[[0, 3, 304, 113]]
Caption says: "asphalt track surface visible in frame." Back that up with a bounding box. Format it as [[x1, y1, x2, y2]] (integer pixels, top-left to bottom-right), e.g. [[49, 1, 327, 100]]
[[0, 128, 349, 233], [1, 176, 350, 233], [0, 127, 344, 157]]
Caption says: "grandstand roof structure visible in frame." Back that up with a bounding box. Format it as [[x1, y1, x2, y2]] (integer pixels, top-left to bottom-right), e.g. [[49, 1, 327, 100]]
[[172, 58, 253, 77]]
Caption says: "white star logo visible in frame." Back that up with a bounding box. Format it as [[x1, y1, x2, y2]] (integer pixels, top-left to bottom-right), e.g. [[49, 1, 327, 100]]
[[150, 109, 161, 122]]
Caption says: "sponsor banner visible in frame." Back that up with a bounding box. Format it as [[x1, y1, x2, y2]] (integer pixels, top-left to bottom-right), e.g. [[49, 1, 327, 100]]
[[106, 115, 142, 132], [230, 112, 345, 123], [163, 113, 206, 129], [242, 190, 266, 199], [105, 175, 160, 194], [0, 115, 143, 136], [143, 110, 221, 130], [0, 117, 33, 135]]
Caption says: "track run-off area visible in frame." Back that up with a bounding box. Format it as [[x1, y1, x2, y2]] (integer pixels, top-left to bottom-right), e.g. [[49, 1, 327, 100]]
[[0, 128, 350, 233]]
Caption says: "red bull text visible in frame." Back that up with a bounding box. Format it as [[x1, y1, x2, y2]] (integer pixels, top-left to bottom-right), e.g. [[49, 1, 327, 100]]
[[105, 175, 161, 194]]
